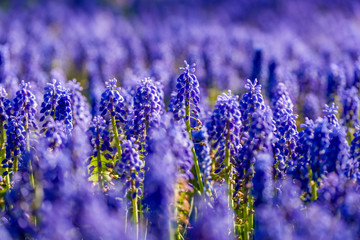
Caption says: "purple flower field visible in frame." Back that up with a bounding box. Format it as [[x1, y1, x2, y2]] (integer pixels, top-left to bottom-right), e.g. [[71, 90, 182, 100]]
[[1, 0, 360, 239]]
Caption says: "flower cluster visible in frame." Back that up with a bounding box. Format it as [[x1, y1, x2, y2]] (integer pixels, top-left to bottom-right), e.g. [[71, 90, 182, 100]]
[[271, 83, 298, 179], [116, 139, 144, 199], [208, 91, 242, 174], [239, 79, 266, 133], [170, 61, 201, 127], [55, 90, 73, 131], [193, 128, 212, 189], [126, 77, 163, 143], [40, 79, 64, 123], [88, 116, 113, 187], [99, 78, 126, 124], [13, 81, 38, 130], [3, 1, 360, 239], [3, 116, 26, 175]]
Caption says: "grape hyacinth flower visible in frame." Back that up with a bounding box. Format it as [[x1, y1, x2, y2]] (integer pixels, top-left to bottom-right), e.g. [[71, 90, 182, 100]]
[[12, 81, 38, 187], [54, 90, 73, 131], [88, 116, 113, 189], [99, 78, 126, 162], [116, 139, 144, 235], [347, 126, 360, 181], [170, 60, 204, 193], [40, 79, 65, 125], [235, 107, 273, 238], [271, 83, 298, 179], [236, 107, 273, 183], [4, 116, 26, 175], [308, 118, 330, 200], [288, 118, 314, 199], [323, 103, 340, 128], [126, 77, 162, 151], [239, 79, 266, 133], [326, 126, 349, 175], [208, 91, 242, 207], [0, 88, 11, 187], [192, 128, 212, 191], [13, 81, 38, 139]]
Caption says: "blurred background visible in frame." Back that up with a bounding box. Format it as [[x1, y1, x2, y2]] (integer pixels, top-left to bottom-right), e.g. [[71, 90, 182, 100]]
[[0, 0, 360, 119]]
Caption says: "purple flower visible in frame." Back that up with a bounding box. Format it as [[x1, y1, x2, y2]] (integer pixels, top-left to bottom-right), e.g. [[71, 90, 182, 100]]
[[208, 91, 242, 174], [170, 60, 201, 127], [271, 83, 298, 179], [126, 77, 163, 148], [116, 139, 144, 198], [99, 78, 126, 124]]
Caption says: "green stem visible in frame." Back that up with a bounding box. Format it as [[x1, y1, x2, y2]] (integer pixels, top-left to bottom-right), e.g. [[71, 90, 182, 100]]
[[132, 196, 139, 240], [248, 194, 254, 233], [242, 183, 249, 240], [111, 115, 122, 161], [224, 132, 233, 209], [13, 155, 18, 173], [309, 167, 318, 201], [311, 182, 318, 201], [24, 121, 35, 189], [96, 144, 103, 189], [185, 104, 204, 194], [171, 184, 179, 240], [0, 122, 10, 188]]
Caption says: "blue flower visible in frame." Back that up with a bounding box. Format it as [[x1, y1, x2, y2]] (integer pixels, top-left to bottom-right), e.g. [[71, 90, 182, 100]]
[[170, 60, 201, 128], [0, 87, 11, 122], [271, 83, 298, 179], [3, 116, 26, 175], [55, 90, 73, 131], [236, 107, 273, 182], [88, 116, 113, 187], [323, 103, 339, 127], [116, 139, 144, 198], [239, 79, 266, 133], [99, 78, 126, 124], [309, 118, 330, 185], [208, 91, 242, 174], [126, 77, 163, 146], [13, 81, 38, 131], [193, 128, 212, 190], [40, 79, 65, 123]]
